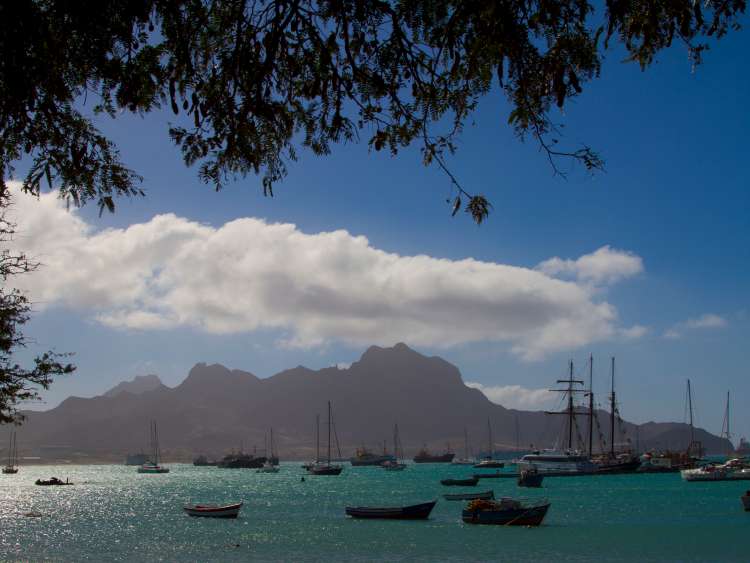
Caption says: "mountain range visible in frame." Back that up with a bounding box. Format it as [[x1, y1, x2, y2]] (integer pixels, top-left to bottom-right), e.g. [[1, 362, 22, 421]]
[[13, 343, 730, 462]]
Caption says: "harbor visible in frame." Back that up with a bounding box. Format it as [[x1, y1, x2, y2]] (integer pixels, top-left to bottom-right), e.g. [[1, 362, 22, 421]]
[[2, 461, 750, 561]]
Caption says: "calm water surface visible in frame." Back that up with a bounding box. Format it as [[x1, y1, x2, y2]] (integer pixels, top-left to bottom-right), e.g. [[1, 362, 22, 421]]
[[1, 463, 747, 561]]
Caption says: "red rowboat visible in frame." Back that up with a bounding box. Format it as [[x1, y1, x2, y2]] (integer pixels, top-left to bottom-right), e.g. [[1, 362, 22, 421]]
[[183, 502, 243, 518]]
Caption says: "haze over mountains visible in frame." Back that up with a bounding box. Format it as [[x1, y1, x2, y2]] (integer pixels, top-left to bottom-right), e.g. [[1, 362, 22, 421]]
[[15, 344, 730, 462]]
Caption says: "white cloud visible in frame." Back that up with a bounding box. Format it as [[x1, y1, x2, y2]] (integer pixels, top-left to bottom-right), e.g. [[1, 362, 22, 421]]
[[7, 187, 645, 360], [620, 324, 649, 340], [537, 245, 644, 286], [466, 382, 556, 409], [664, 314, 728, 339]]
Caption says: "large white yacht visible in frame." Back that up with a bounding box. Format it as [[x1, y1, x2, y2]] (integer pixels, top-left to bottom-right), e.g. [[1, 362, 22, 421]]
[[517, 450, 597, 474]]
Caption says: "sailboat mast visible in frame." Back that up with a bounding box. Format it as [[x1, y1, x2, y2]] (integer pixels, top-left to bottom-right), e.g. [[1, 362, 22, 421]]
[[464, 427, 469, 459], [610, 357, 616, 457], [568, 360, 574, 450], [316, 414, 320, 463], [6, 431, 11, 467], [487, 418, 493, 459], [327, 401, 332, 465], [687, 379, 695, 450], [588, 354, 594, 457]]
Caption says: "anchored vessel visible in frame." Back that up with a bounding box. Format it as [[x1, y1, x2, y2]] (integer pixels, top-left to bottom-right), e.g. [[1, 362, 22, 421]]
[[517, 360, 596, 475], [2, 430, 19, 474], [308, 401, 344, 476], [413, 446, 455, 464], [452, 428, 475, 465], [137, 421, 170, 474], [462, 497, 551, 526], [474, 418, 505, 469], [345, 500, 436, 520], [183, 502, 243, 518], [382, 424, 407, 471], [444, 490, 495, 501]]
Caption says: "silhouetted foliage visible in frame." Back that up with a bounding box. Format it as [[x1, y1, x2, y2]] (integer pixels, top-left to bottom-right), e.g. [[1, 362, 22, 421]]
[[0, 1, 744, 221], [0, 194, 75, 424]]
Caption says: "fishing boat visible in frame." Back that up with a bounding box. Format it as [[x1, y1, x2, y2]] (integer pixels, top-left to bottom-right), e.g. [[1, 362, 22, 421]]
[[345, 500, 436, 520], [2, 430, 18, 474], [443, 490, 495, 501], [452, 428, 475, 465], [350, 445, 394, 467], [382, 424, 407, 471], [183, 502, 243, 518], [441, 476, 479, 487], [741, 491, 750, 511], [137, 421, 170, 474], [462, 497, 551, 526], [474, 418, 505, 468], [35, 477, 73, 486], [308, 402, 344, 476], [518, 467, 544, 488], [413, 446, 454, 464]]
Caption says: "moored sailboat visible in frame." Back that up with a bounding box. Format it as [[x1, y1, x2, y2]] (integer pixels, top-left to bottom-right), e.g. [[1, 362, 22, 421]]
[[474, 418, 504, 469], [137, 421, 170, 474], [382, 424, 406, 471], [308, 401, 343, 475], [2, 430, 18, 474], [452, 428, 475, 465]]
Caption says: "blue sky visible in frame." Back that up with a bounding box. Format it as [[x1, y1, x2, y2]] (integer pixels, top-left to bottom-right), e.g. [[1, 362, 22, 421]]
[[12, 26, 749, 442]]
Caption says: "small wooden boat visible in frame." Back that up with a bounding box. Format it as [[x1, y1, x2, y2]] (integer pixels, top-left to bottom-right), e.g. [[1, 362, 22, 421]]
[[742, 491, 750, 511], [443, 490, 495, 501], [35, 477, 73, 486], [183, 502, 243, 518], [518, 468, 544, 488], [345, 500, 436, 520], [462, 497, 550, 526], [441, 476, 479, 486]]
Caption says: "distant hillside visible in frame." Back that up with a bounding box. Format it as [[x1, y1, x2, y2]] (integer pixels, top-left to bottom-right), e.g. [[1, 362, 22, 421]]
[[14, 343, 730, 461], [102, 374, 166, 398]]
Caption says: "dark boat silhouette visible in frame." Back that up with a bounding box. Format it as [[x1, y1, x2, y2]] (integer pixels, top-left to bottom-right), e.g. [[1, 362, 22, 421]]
[[345, 500, 437, 520], [462, 497, 550, 526], [440, 476, 479, 487], [413, 447, 454, 464], [444, 490, 494, 501], [518, 468, 544, 488]]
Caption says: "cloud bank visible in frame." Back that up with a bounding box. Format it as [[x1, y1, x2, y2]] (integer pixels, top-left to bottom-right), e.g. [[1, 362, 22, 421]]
[[7, 188, 645, 360], [536, 245, 644, 286], [466, 382, 556, 409], [664, 314, 728, 339]]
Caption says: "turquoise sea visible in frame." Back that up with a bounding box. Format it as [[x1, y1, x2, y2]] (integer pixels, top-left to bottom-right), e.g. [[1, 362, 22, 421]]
[[1, 462, 748, 562]]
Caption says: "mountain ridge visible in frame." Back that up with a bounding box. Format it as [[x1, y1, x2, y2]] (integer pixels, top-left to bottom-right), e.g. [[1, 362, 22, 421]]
[[15, 343, 730, 461]]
